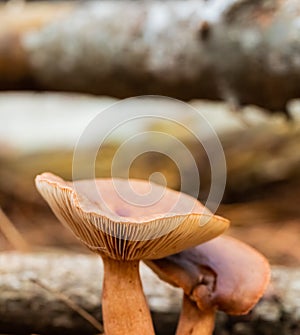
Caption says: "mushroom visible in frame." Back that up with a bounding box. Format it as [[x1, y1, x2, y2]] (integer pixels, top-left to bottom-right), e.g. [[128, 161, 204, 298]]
[[35, 172, 229, 335], [146, 235, 270, 335]]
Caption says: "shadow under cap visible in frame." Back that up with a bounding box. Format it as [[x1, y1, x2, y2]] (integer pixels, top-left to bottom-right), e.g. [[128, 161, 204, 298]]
[[35, 172, 229, 261]]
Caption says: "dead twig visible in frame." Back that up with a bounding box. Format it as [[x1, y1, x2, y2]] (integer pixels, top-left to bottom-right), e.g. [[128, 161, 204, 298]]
[[29, 277, 104, 334]]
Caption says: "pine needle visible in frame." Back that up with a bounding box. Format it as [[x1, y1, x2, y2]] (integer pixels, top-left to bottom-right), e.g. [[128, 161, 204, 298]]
[[0, 207, 30, 252]]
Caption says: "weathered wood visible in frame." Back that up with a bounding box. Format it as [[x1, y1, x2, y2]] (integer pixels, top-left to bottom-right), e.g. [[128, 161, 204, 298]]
[[0, 252, 299, 334], [0, 252, 181, 335], [0, 1, 72, 88], [1, 0, 300, 111]]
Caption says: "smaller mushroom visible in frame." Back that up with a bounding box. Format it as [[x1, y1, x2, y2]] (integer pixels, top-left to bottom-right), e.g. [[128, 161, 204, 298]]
[[35, 173, 229, 335], [146, 235, 270, 335]]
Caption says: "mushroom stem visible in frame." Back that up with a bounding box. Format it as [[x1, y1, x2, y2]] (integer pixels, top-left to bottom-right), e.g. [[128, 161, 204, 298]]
[[102, 257, 155, 335], [176, 295, 215, 335]]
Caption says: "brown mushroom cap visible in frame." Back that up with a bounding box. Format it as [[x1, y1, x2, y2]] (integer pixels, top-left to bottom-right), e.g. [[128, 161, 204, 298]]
[[146, 236, 270, 315], [35, 173, 229, 261]]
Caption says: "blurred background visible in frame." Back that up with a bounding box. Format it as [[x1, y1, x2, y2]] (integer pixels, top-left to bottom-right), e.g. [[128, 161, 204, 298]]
[[1, 0, 300, 266]]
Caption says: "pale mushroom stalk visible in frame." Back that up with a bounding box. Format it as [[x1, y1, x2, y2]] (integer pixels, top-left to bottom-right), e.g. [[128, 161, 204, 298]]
[[102, 258, 154, 335], [176, 296, 215, 335], [146, 236, 270, 335], [35, 173, 229, 335]]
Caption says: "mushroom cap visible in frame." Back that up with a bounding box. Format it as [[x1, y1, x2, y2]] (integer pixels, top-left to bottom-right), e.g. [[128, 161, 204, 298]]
[[146, 236, 270, 315], [35, 172, 229, 261]]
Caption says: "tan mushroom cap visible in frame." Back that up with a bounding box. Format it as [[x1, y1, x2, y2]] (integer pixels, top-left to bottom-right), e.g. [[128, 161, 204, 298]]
[[35, 172, 229, 261], [147, 236, 270, 315]]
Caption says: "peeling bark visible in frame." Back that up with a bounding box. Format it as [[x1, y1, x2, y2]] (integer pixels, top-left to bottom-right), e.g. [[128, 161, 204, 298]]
[[0, 252, 299, 334]]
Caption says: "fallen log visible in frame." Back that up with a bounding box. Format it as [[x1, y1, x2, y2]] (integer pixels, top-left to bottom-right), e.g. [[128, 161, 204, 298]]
[[0, 1, 72, 88], [0, 252, 299, 334], [1, 0, 300, 112]]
